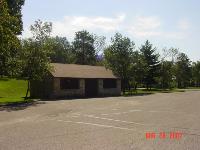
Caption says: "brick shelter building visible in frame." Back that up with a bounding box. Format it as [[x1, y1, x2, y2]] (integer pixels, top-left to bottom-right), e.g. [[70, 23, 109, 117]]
[[30, 63, 121, 98]]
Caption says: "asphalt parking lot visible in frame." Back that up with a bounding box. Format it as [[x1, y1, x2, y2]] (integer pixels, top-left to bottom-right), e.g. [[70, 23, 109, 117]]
[[0, 91, 200, 150]]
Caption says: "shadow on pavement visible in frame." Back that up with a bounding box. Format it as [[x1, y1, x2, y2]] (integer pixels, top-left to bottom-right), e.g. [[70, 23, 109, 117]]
[[0, 101, 46, 112]]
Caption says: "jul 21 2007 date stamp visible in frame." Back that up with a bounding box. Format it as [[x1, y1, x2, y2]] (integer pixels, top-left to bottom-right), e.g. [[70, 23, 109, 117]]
[[145, 132, 183, 140]]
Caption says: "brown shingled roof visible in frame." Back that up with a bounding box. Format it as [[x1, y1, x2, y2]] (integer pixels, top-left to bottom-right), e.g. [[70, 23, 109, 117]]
[[50, 63, 118, 79]]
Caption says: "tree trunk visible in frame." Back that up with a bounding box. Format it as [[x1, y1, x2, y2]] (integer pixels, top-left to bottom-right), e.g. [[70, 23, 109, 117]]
[[134, 83, 137, 93], [162, 79, 164, 89], [122, 88, 126, 94], [122, 78, 126, 94], [134, 83, 137, 90], [25, 80, 30, 100], [146, 84, 149, 90]]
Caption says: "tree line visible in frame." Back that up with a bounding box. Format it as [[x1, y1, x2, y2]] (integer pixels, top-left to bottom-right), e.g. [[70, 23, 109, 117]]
[[1, 0, 200, 96], [104, 33, 200, 92]]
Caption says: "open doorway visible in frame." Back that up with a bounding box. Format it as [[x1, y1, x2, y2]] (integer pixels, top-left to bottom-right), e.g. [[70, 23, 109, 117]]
[[85, 79, 98, 97]]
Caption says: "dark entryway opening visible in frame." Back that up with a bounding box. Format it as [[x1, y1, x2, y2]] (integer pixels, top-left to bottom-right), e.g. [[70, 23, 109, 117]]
[[85, 79, 98, 97]]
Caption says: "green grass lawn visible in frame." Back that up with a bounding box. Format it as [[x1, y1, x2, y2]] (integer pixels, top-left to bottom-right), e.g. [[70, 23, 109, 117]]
[[0, 78, 31, 105]]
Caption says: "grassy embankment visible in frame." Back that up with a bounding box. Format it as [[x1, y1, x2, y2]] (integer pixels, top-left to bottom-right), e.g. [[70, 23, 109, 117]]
[[0, 78, 31, 105]]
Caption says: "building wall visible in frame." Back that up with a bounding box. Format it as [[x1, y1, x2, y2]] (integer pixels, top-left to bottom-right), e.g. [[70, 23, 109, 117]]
[[31, 77, 121, 99], [98, 79, 121, 96], [51, 78, 85, 98]]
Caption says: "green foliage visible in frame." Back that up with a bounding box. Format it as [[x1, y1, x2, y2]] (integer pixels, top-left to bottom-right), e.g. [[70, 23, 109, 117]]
[[21, 20, 53, 81], [104, 33, 135, 91], [130, 51, 147, 89], [157, 48, 180, 89], [72, 30, 105, 65], [72, 30, 96, 65], [49, 36, 75, 63], [162, 47, 179, 63], [192, 61, 200, 87], [21, 39, 52, 81], [0, 0, 21, 76], [20, 20, 53, 99], [140, 40, 160, 89], [6, 0, 25, 35], [175, 53, 192, 88], [30, 20, 52, 42], [159, 61, 174, 89]]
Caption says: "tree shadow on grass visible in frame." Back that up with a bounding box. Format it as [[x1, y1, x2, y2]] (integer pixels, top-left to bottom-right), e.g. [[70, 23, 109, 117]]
[[0, 100, 46, 112], [0, 78, 9, 81]]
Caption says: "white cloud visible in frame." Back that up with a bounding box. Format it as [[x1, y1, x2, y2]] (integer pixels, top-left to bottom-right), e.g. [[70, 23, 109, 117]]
[[163, 32, 186, 39], [133, 16, 161, 30], [128, 16, 187, 40], [177, 19, 190, 30], [128, 16, 162, 37], [22, 15, 188, 41], [52, 14, 126, 38]]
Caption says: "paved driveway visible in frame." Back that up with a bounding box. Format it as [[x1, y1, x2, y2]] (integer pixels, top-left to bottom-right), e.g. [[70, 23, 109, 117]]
[[0, 91, 200, 150]]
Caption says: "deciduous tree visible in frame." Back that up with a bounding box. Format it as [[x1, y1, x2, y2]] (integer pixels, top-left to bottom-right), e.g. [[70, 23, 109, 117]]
[[104, 33, 135, 92], [72, 30, 96, 65], [6, 0, 25, 35], [21, 20, 53, 99], [130, 51, 147, 90], [0, 0, 21, 76], [49, 36, 75, 63]]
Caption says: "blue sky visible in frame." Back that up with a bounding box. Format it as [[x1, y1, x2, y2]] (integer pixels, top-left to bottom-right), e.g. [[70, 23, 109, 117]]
[[22, 0, 200, 61]]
